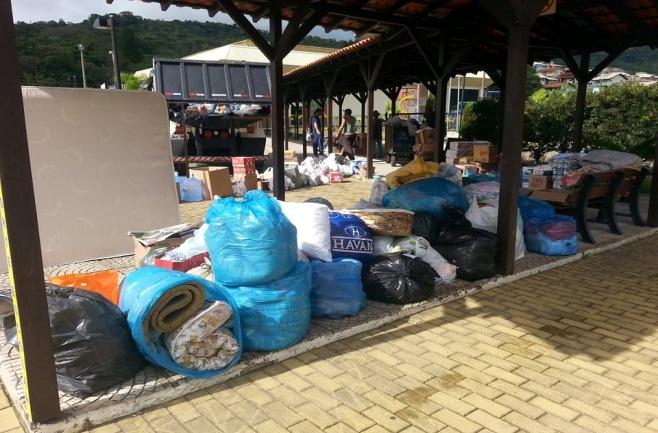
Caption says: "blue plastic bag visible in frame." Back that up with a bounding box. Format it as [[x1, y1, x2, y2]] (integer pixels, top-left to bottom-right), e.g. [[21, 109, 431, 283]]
[[205, 190, 298, 286], [518, 196, 555, 222], [219, 261, 311, 352], [329, 212, 375, 262], [310, 259, 366, 318], [524, 215, 578, 256], [119, 267, 243, 379], [382, 177, 468, 222], [525, 232, 578, 256]]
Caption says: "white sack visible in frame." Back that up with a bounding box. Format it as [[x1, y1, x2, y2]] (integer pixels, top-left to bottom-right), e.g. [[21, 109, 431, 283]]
[[465, 198, 525, 260], [279, 201, 332, 262]]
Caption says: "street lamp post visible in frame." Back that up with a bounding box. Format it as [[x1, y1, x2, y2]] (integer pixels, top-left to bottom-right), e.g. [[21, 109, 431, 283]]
[[93, 15, 121, 90], [78, 44, 87, 88]]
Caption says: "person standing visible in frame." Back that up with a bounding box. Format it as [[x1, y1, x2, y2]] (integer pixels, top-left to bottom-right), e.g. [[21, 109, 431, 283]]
[[310, 108, 324, 156], [372, 110, 384, 158], [336, 108, 357, 159]]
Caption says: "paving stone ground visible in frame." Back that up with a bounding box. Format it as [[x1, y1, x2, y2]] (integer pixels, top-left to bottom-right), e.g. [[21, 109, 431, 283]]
[[3, 180, 658, 433]]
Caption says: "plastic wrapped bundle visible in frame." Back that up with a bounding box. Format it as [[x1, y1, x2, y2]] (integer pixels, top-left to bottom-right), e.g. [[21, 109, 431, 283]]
[[205, 190, 297, 286], [1, 284, 145, 396], [374, 235, 457, 283], [219, 261, 311, 352], [310, 259, 366, 318], [464, 181, 500, 204], [329, 212, 375, 262], [119, 267, 243, 378], [524, 215, 578, 256], [382, 177, 469, 222], [518, 196, 555, 222], [433, 210, 498, 282], [362, 253, 436, 304]]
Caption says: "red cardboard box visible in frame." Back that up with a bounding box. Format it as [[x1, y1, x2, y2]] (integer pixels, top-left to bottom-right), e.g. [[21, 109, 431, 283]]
[[329, 171, 344, 183], [231, 156, 255, 168], [154, 252, 209, 272], [233, 166, 256, 176]]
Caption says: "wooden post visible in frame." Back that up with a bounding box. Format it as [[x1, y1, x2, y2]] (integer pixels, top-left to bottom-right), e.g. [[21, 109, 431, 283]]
[[284, 102, 290, 151], [433, 76, 448, 162], [0, 0, 61, 423], [326, 96, 333, 153], [367, 89, 375, 177], [294, 101, 299, 140], [302, 100, 309, 159], [648, 136, 658, 227], [573, 52, 590, 151], [495, 16, 533, 275], [360, 99, 366, 133], [269, 5, 285, 200]]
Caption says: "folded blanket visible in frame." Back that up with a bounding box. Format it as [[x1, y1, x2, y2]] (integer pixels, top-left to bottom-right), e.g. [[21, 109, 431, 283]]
[[166, 301, 239, 371], [144, 282, 205, 334]]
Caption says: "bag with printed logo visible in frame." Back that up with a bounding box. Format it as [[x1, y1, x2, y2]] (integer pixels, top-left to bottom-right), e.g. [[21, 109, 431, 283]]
[[328, 212, 375, 262]]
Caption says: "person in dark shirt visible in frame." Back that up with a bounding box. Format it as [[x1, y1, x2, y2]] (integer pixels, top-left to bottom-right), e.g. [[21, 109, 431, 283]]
[[310, 108, 324, 156]]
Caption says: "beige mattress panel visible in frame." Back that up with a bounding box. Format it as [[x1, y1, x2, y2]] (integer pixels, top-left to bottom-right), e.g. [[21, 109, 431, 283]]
[[0, 87, 180, 272]]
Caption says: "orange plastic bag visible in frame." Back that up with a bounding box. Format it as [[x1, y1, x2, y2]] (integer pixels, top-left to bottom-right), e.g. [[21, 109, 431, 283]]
[[48, 270, 120, 305]]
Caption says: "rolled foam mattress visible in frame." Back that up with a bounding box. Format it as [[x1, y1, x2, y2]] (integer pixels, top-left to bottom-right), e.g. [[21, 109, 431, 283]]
[[119, 266, 242, 378]]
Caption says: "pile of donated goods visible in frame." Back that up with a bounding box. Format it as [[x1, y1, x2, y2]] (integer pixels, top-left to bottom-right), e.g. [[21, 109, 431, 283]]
[[0, 156, 580, 397]]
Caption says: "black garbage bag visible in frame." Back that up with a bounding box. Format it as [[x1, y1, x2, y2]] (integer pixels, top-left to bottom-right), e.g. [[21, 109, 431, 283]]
[[362, 253, 436, 304], [433, 210, 498, 281], [304, 197, 334, 210], [412, 212, 442, 246], [1, 284, 145, 396]]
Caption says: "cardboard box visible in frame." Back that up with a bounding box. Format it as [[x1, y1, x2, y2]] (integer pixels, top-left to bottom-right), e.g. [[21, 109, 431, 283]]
[[329, 171, 344, 183], [418, 127, 435, 145], [528, 174, 554, 190], [129, 222, 200, 268], [233, 166, 256, 176], [529, 189, 575, 206], [473, 144, 498, 163], [189, 167, 233, 199], [154, 252, 209, 272], [231, 156, 255, 168], [235, 173, 258, 190]]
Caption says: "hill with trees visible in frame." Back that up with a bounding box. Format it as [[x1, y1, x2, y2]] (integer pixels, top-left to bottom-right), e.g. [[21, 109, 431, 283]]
[[14, 14, 347, 88]]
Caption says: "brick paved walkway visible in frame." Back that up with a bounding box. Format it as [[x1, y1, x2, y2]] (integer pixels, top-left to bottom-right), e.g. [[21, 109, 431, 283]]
[[34, 233, 649, 433]]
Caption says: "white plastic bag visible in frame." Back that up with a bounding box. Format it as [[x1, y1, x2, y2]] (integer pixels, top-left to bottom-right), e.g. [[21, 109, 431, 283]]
[[465, 198, 525, 260], [279, 201, 332, 262], [373, 235, 457, 283], [394, 236, 457, 283]]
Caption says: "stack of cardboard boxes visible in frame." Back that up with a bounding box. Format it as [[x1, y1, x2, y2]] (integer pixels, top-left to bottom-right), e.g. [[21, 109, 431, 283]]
[[188, 167, 234, 201], [232, 157, 258, 191], [445, 141, 499, 175]]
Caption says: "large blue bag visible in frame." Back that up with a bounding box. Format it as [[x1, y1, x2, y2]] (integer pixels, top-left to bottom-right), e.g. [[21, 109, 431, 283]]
[[310, 259, 366, 318], [524, 215, 578, 256], [205, 190, 298, 286], [382, 177, 468, 222], [525, 232, 578, 256], [518, 196, 555, 222], [119, 267, 243, 379], [219, 261, 311, 352], [329, 212, 375, 262]]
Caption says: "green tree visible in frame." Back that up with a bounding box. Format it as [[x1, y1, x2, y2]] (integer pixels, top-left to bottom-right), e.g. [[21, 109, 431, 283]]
[[584, 84, 658, 159], [424, 93, 435, 127], [459, 98, 500, 145], [523, 88, 576, 162], [526, 66, 542, 96], [120, 72, 145, 90]]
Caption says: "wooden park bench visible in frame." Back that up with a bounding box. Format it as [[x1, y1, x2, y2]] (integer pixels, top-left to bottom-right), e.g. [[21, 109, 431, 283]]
[[527, 166, 648, 243]]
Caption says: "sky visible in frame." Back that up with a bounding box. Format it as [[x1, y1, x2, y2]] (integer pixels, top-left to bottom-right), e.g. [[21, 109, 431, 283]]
[[11, 0, 353, 39]]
